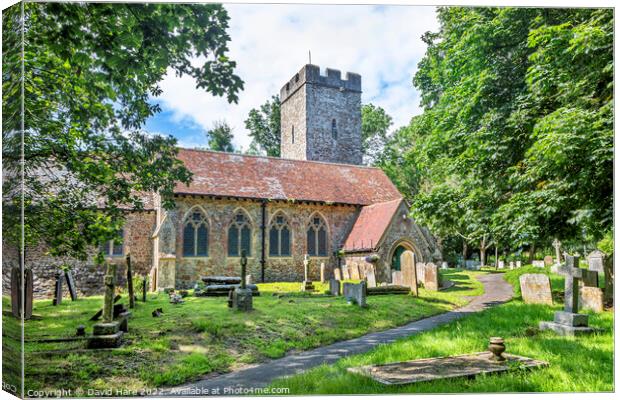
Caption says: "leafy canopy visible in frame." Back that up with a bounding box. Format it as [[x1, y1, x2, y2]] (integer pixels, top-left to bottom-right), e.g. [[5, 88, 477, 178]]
[[206, 120, 235, 152], [2, 2, 244, 259]]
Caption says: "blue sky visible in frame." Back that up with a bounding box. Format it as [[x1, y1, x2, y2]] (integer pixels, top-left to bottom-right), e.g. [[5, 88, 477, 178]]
[[145, 4, 438, 151]]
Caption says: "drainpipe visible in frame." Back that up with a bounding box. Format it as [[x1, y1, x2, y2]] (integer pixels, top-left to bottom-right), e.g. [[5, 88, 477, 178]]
[[260, 200, 267, 282]]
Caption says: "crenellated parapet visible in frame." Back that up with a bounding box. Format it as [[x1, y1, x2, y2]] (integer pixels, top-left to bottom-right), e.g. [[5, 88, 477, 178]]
[[280, 64, 361, 103]]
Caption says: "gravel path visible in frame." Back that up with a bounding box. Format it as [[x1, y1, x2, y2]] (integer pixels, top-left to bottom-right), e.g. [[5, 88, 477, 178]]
[[164, 273, 513, 396]]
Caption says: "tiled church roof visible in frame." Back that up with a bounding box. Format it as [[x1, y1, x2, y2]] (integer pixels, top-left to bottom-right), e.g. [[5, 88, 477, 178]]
[[343, 198, 403, 252], [175, 149, 403, 206]]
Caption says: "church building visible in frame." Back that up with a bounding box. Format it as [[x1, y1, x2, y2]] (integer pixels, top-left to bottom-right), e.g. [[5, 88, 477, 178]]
[[3, 65, 441, 298]]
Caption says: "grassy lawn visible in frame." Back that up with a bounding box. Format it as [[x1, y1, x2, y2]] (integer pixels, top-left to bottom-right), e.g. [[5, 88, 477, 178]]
[[269, 268, 614, 394], [3, 269, 483, 394]]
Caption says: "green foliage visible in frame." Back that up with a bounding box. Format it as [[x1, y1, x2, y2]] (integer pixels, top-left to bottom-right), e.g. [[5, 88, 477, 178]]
[[361, 103, 392, 165], [597, 230, 613, 255], [244, 95, 281, 156], [206, 120, 235, 152], [2, 3, 243, 259], [383, 7, 613, 261]]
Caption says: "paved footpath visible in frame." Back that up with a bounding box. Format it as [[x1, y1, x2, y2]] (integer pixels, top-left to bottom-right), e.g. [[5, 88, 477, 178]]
[[165, 273, 513, 396]]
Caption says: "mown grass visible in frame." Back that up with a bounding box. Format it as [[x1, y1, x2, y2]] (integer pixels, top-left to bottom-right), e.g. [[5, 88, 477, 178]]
[[269, 301, 613, 394], [4, 269, 483, 394]]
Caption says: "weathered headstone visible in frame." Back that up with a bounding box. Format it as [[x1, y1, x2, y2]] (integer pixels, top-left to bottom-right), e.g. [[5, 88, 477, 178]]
[[441, 261, 448, 269], [516, 261, 522, 268], [391, 270, 403, 286], [64, 270, 78, 301], [232, 250, 253, 311], [543, 256, 554, 267], [366, 267, 377, 288], [579, 286, 604, 312], [587, 250, 605, 273], [246, 274, 252, 285], [415, 262, 426, 282], [401, 251, 418, 296], [342, 264, 350, 280], [334, 267, 342, 281], [424, 263, 439, 291], [126, 254, 135, 309], [320, 262, 326, 283], [343, 281, 367, 307], [329, 279, 341, 296], [53, 270, 63, 306], [103, 264, 117, 323], [579, 269, 599, 288], [539, 255, 595, 335], [509, 261, 515, 270], [519, 274, 553, 305], [350, 263, 360, 280], [532, 260, 545, 268], [498, 261, 505, 269], [142, 277, 147, 302]]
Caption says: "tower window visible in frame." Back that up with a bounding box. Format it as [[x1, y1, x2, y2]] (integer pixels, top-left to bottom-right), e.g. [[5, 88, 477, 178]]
[[331, 119, 337, 139], [291, 126, 295, 144]]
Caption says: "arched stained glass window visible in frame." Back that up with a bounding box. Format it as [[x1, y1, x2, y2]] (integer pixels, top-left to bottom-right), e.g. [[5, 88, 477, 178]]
[[307, 215, 328, 256], [269, 213, 291, 257], [183, 210, 209, 257], [228, 211, 252, 256]]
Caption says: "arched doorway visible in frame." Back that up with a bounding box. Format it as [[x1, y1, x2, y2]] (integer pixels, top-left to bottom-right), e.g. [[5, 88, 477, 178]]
[[391, 245, 407, 271]]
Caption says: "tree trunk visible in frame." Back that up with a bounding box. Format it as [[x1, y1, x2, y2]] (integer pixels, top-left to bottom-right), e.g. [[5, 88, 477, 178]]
[[528, 242, 536, 263], [495, 246, 499, 270], [603, 252, 614, 304], [479, 242, 486, 268], [462, 240, 468, 266]]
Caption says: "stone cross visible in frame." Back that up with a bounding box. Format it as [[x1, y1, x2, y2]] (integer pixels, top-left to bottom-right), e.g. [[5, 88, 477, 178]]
[[559, 255, 583, 313], [303, 254, 310, 281], [240, 250, 248, 290], [552, 239, 562, 264], [102, 263, 117, 323]]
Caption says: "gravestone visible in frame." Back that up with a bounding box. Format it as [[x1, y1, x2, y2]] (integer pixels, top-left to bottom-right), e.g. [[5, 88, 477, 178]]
[[516, 261, 522, 268], [329, 279, 341, 296], [126, 254, 135, 309], [232, 250, 253, 311], [52, 270, 63, 305], [539, 255, 595, 335], [142, 277, 147, 302], [579, 270, 599, 288], [10, 267, 33, 319], [509, 261, 515, 270], [441, 261, 448, 269], [350, 263, 361, 280], [401, 251, 418, 296], [532, 260, 545, 268], [88, 264, 123, 348], [519, 274, 553, 305], [587, 250, 605, 273], [343, 281, 367, 307], [320, 262, 326, 283], [579, 286, 604, 312], [301, 254, 315, 292], [498, 261, 505, 269], [424, 263, 439, 291], [246, 274, 252, 285], [334, 267, 342, 281], [391, 270, 403, 286], [342, 264, 350, 280], [64, 270, 78, 301], [552, 238, 562, 264], [366, 267, 377, 288], [465, 260, 481, 270], [543, 256, 554, 267], [415, 262, 426, 282]]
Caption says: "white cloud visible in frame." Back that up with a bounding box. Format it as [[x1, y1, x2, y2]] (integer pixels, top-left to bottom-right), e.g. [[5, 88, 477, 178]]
[[153, 4, 438, 150]]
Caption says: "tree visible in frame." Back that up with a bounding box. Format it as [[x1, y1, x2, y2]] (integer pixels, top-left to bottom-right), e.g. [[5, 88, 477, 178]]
[[2, 2, 244, 260], [244, 95, 281, 156], [385, 7, 613, 263], [361, 104, 392, 165], [206, 120, 235, 152]]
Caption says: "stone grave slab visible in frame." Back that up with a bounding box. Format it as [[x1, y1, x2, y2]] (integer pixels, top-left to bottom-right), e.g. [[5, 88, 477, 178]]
[[516, 261, 522, 268], [587, 250, 605, 273], [498, 261, 505, 269], [320, 263, 326, 283], [392, 270, 403, 286], [347, 352, 547, 385], [334, 267, 342, 281], [350, 263, 361, 280], [343, 282, 367, 307], [519, 274, 552, 305], [342, 265, 351, 280], [532, 260, 545, 268], [579, 286, 604, 312], [424, 263, 439, 291], [415, 262, 426, 282], [366, 268, 377, 288], [401, 251, 418, 295], [329, 279, 341, 296], [544, 256, 554, 266]]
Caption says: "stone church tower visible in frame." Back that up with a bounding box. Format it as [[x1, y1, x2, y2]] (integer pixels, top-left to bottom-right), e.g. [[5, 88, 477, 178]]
[[280, 64, 362, 165]]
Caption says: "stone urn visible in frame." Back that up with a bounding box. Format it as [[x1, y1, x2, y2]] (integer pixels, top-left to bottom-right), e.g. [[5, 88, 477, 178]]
[[488, 337, 506, 362]]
